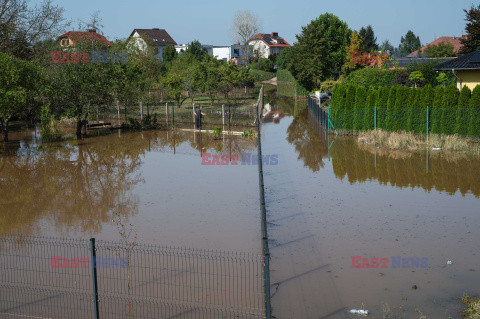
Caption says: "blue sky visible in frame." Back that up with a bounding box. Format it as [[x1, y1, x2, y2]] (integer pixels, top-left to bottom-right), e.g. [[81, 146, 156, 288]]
[[57, 0, 474, 47]]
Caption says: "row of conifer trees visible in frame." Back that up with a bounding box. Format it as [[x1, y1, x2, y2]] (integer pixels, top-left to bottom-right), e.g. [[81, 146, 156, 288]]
[[330, 84, 480, 136]]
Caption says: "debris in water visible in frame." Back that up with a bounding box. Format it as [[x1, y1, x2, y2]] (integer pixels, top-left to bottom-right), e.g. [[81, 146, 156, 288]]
[[376, 146, 381, 149], [447, 261, 453, 265], [349, 309, 369, 316], [412, 285, 418, 290], [432, 147, 441, 150]]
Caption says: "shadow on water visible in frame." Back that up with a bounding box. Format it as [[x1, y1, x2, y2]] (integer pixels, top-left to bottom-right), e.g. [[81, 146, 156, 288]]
[[286, 107, 480, 198]]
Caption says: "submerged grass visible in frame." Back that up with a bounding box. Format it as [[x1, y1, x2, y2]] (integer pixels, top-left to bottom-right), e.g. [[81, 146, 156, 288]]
[[357, 129, 480, 155]]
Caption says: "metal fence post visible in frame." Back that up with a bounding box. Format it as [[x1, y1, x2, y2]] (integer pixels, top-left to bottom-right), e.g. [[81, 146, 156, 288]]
[[374, 106, 377, 131], [328, 105, 330, 134], [90, 238, 100, 319]]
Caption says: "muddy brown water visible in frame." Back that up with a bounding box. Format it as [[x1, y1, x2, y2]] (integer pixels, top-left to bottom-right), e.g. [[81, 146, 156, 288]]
[[1, 100, 480, 318], [263, 107, 480, 318]]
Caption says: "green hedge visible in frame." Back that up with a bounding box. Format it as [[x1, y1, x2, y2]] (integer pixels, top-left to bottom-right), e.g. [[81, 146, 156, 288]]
[[249, 69, 275, 82], [277, 69, 296, 82], [343, 68, 404, 89], [276, 69, 309, 96], [328, 83, 480, 136]]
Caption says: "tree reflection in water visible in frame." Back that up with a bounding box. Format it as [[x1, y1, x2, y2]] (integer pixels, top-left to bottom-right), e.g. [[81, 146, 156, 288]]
[[287, 109, 480, 198], [0, 128, 259, 236]]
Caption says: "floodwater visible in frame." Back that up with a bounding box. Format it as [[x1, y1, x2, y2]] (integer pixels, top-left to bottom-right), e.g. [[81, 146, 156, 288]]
[[262, 97, 480, 318], [0, 127, 260, 252], [1, 90, 480, 318]]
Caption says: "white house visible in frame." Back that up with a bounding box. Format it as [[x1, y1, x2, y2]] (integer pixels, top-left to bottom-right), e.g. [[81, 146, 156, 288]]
[[212, 45, 243, 62], [248, 32, 291, 59], [127, 28, 177, 61]]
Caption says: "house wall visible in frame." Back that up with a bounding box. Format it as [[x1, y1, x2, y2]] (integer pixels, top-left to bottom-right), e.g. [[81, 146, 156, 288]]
[[457, 70, 480, 91], [213, 46, 231, 61]]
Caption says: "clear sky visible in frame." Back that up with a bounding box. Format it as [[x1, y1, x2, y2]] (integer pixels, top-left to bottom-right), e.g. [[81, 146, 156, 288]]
[[56, 0, 474, 47]]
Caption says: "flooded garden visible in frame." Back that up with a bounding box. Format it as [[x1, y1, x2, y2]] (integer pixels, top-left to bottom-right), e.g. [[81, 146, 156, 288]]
[[1, 85, 479, 318]]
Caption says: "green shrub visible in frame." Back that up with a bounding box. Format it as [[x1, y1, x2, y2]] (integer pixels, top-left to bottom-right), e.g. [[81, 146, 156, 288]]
[[468, 85, 480, 136], [249, 69, 275, 82], [431, 86, 444, 134], [343, 85, 356, 130], [376, 87, 389, 129], [363, 90, 376, 130], [440, 84, 460, 134], [455, 86, 471, 135], [392, 86, 409, 131], [353, 86, 367, 130], [385, 86, 398, 131], [277, 69, 296, 82], [331, 84, 346, 128], [407, 87, 426, 133], [406, 89, 418, 131], [343, 68, 404, 89], [250, 58, 274, 72]]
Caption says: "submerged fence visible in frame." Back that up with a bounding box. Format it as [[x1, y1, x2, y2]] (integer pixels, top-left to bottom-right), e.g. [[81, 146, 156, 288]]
[[0, 235, 264, 318], [308, 94, 480, 136]]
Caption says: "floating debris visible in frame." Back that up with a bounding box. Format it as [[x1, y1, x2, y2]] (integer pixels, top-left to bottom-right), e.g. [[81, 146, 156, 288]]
[[349, 309, 369, 316], [447, 260, 453, 265], [432, 147, 441, 150], [412, 285, 418, 290]]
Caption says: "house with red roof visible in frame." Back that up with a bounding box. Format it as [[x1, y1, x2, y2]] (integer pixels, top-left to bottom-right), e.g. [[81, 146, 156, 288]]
[[58, 29, 112, 48], [248, 32, 291, 59], [407, 36, 466, 58]]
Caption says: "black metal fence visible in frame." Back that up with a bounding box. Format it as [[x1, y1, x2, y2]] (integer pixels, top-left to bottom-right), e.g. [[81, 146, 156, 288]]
[[0, 235, 264, 318]]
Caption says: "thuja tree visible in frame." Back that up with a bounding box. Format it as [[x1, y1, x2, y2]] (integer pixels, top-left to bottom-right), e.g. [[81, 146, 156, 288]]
[[331, 84, 346, 128], [384, 86, 397, 131], [406, 88, 419, 131], [440, 84, 460, 135], [431, 86, 445, 134], [375, 87, 389, 129], [363, 90, 376, 130], [455, 86, 472, 135], [343, 85, 356, 130], [353, 86, 367, 130], [468, 85, 480, 136], [392, 86, 410, 131]]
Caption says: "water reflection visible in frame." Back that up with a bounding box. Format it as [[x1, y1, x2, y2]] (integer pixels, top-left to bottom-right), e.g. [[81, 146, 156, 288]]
[[287, 109, 480, 198], [0, 129, 258, 236]]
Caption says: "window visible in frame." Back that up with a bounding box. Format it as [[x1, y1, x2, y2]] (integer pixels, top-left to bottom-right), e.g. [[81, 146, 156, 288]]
[[233, 49, 240, 55], [61, 39, 69, 46], [153, 38, 158, 42]]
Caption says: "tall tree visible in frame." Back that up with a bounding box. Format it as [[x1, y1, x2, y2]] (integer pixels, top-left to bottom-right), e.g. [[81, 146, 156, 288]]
[[359, 25, 378, 52], [460, 4, 480, 54], [184, 40, 207, 61], [424, 41, 456, 57], [398, 30, 421, 55], [0, 0, 66, 58], [380, 40, 394, 53], [230, 10, 261, 64], [342, 31, 362, 75], [288, 13, 351, 91]]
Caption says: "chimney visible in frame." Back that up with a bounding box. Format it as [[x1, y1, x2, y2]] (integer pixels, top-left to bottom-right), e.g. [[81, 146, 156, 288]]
[[88, 29, 96, 33], [272, 32, 278, 37], [153, 28, 160, 30]]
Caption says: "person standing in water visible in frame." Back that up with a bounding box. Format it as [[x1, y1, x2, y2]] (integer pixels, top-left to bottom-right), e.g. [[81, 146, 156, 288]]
[[194, 106, 206, 130]]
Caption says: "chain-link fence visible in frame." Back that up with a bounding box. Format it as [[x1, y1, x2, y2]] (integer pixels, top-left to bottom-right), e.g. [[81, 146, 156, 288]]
[[308, 95, 480, 137], [0, 235, 264, 319]]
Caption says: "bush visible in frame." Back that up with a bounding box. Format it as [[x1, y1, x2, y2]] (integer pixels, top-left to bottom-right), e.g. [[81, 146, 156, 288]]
[[431, 86, 445, 134], [440, 84, 459, 135], [455, 86, 472, 135], [385, 86, 398, 131], [249, 69, 275, 82], [393, 86, 410, 131], [363, 90, 376, 130], [376, 87, 389, 129], [343, 68, 404, 89], [277, 69, 296, 82], [343, 85, 356, 130], [353, 86, 367, 130], [406, 60, 454, 86], [250, 58, 274, 72], [331, 84, 346, 128], [407, 86, 426, 133], [468, 85, 480, 136]]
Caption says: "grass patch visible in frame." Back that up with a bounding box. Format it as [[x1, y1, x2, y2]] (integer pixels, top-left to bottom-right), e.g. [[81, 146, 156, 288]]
[[357, 129, 480, 154], [461, 294, 480, 319]]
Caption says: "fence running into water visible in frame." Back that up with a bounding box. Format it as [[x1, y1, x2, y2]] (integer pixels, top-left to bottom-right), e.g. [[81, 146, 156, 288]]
[[0, 235, 264, 318]]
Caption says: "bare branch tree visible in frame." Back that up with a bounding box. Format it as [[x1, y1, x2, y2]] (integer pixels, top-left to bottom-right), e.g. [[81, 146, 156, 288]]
[[230, 10, 261, 64], [0, 0, 66, 57]]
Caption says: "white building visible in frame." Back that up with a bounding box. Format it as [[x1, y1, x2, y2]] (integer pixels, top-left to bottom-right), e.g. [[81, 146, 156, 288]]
[[248, 32, 291, 59], [212, 45, 243, 62], [127, 28, 177, 61]]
